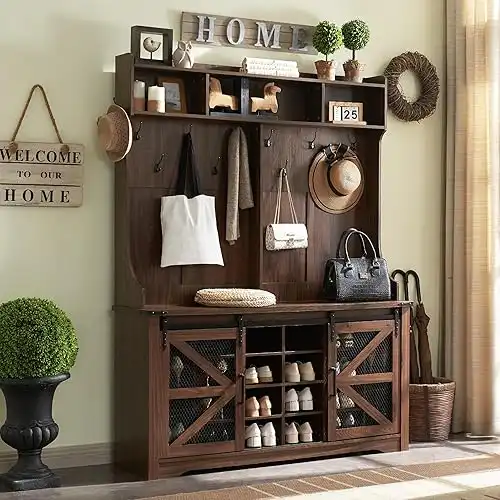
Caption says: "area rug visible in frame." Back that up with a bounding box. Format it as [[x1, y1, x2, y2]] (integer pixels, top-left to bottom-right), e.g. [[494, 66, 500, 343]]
[[139, 456, 500, 499]]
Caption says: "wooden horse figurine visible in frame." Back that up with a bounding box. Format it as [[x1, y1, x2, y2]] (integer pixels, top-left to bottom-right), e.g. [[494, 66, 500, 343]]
[[251, 82, 281, 113], [209, 77, 238, 110]]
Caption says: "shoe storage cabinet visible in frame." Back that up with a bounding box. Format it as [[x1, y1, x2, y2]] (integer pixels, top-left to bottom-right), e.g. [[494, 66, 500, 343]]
[[114, 303, 410, 479], [112, 54, 410, 480]]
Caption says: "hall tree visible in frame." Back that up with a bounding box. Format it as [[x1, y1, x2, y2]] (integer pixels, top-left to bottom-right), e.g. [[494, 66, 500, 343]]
[[110, 54, 411, 479]]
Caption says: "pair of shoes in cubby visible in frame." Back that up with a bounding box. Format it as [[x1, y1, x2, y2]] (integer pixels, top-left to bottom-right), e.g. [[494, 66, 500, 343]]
[[285, 387, 313, 412], [285, 362, 315, 383], [245, 422, 276, 448], [245, 396, 272, 417], [285, 422, 313, 444], [245, 365, 273, 384]]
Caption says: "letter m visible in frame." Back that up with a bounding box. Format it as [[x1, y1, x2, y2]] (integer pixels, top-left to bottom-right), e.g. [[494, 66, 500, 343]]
[[254, 22, 281, 48]]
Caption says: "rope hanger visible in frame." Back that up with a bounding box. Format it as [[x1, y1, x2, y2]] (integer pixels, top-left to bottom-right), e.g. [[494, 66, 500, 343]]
[[8, 84, 69, 154]]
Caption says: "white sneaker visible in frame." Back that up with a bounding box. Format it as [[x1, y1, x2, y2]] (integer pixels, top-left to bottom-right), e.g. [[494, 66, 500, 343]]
[[260, 422, 277, 447], [285, 422, 299, 444], [257, 365, 273, 383], [299, 422, 313, 442], [336, 416, 342, 428], [245, 397, 260, 418], [298, 387, 313, 411], [259, 395, 272, 417], [338, 392, 355, 408], [245, 366, 258, 384], [245, 423, 262, 448], [298, 361, 315, 381], [285, 389, 299, 412], [285, 362, 300, 383]]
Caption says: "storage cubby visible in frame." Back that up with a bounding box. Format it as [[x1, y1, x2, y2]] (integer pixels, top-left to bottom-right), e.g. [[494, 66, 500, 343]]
[[246, 356, 283, 383], [285, 325, 326, 352], [246, 327, 283, 354]]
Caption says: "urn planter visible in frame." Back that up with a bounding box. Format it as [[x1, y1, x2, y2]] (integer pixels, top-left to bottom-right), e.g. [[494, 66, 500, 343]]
[[0, 373, 69, 491]]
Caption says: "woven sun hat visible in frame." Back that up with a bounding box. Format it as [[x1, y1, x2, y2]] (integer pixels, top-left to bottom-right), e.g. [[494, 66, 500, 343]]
[[308, 145, 364, 214], [195, 288, 277, 308], [97, 104, 132, 163]]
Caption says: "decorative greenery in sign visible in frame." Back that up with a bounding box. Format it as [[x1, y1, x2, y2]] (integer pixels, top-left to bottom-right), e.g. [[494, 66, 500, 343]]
[[342, 20, 370, 63], [312, 21, 343, 61], [0, 298, 78, 379]]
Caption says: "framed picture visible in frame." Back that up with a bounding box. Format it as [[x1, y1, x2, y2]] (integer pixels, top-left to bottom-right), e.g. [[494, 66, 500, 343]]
[[328, 101, 366, 125], [158, 77, 187, 113], [131, 25, 173, 65]]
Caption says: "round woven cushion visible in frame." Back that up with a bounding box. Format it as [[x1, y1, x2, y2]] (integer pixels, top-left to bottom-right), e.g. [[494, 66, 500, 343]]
[[195, 288, 276, 308]]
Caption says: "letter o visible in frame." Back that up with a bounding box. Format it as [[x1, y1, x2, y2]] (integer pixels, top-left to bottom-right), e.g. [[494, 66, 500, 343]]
[[22, 189, 34, 202], [41, 171, 47, 178], [46, 151, 57, 163], [226, 18, 245, 45]]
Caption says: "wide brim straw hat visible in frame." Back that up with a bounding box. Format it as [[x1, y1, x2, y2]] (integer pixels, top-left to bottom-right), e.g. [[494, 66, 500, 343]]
[[308, 148, 364, 214], [97, 104, 132, 163]]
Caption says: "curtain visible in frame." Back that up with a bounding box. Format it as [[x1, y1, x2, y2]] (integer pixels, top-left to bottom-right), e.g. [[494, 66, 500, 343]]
[[444, 0, 500, 436]]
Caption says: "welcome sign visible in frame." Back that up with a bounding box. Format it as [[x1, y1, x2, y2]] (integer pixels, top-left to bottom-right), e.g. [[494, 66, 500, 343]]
[[0, 141, 84, 207]]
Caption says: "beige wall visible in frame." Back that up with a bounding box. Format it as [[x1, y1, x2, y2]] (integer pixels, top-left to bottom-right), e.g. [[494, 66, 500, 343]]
[[0, 0, 445, 448]]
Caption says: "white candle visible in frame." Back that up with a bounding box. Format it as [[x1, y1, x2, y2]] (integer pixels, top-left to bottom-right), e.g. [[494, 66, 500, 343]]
[[147, 86, 165, 113]]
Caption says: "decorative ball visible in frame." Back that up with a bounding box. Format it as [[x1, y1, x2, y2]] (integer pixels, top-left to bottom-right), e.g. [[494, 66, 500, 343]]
[[143, 37, 162, 53]]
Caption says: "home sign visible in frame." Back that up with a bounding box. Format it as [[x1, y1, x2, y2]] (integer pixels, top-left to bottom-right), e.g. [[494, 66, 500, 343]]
[[181, 12, 318, 55], [0, 142, 84, 207]]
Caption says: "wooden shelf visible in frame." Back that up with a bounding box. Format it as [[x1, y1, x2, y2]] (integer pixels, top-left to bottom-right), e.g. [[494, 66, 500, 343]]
[[245, 382, 283, 389], [132, 110, 385, 130], [134, 61, 386, 88], [245, 414, 283, 421], [284, 350, 323, 356], [246, 352, 283, 357], [284, 380, 324, 387], [284, 411, 323, 418]]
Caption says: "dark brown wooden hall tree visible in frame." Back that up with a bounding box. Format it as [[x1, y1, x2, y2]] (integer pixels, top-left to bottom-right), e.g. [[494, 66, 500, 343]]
[[112, 53, 411, 480]]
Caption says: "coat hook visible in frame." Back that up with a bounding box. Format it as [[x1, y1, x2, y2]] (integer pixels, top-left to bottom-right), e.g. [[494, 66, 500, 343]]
[[134, 121, 143, 141], [154, 153, 166, 173], [186, 123, 193, 134], [212, 156, 221, 175], [308, 130, 318, 149], [348, 133, 358, 151], [264, 129, 274, 147], [113, 97, 118, 104]]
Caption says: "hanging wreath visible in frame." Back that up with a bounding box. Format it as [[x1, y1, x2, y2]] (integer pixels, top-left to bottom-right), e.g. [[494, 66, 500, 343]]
[[384, 51, 440, 122]]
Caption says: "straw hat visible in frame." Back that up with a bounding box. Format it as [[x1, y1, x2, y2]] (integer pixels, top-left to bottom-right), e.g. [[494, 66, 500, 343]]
[[97, 104, 132, 162], [308, 146, 364, 214]]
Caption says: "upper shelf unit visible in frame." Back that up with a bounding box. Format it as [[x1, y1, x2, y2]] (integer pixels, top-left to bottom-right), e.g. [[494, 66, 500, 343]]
[[114, 53, 387, 130]]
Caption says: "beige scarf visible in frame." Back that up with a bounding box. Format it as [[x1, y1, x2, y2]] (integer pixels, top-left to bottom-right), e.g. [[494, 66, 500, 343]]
[[226, 127, 254, 245]]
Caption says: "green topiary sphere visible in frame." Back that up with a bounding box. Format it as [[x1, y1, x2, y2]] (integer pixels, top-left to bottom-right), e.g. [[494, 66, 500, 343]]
[[0, 298, 78, 379], [312, 21, 343, 61], [342, 19, 370, 61]]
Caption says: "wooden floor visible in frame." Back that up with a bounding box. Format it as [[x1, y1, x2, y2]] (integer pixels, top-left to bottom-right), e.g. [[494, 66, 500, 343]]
[[0, 438, 500, 499]]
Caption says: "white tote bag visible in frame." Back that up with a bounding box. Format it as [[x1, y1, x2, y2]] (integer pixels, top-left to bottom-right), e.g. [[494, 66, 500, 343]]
[[265, 167, 308, 251], [160, 132, 224, 268]]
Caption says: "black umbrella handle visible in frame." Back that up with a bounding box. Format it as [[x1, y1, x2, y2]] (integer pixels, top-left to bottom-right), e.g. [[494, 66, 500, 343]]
[[406, 270, 422, 303]]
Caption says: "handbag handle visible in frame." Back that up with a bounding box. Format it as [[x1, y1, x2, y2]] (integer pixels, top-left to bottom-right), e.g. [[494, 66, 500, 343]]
[[336, 228, 367, 258], [175, 132, 201, 198], [273, 167, 299, 224], [344, 230, 380, 268]]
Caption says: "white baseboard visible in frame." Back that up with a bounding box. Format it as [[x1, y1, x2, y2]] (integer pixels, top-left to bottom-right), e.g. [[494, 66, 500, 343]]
[[0, 442, 112, 473]]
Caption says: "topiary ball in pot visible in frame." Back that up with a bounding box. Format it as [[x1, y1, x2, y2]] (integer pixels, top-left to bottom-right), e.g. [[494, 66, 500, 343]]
[[0, 297, 78, 491], [342, 19, 370, 82], [312, 21, 343, 81]]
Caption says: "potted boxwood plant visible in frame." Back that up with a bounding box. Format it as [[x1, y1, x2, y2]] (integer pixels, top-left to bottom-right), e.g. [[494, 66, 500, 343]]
[[312, 21, 343, 81], [0, 298, 78, 491], [342, 19, 371, 82]]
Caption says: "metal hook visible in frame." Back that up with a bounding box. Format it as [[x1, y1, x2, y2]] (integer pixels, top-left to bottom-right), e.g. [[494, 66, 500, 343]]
[[308, 130, 318, 149], [134, 121, 143, 141], [154, 153, 166, 173], [278, 159, 289, 177], [186, 123, 193, 134], [264, 129, 274, 147], [113, 97, 118, 105], [348, 133, 358, 151], [212, 156, 221, 175]]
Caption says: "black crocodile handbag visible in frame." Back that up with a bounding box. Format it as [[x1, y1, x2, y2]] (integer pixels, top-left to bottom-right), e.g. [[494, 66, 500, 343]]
[[323, 229, 391, 302]]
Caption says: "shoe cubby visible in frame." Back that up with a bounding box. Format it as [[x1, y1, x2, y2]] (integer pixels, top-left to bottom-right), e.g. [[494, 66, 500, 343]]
[[284, 353, 324, 383], [245, 386, 282, 420], [245, 420, 282, 449], [285, 325, 325, 354], [246, 326, 283, 355], [283, 413, 324, 445]]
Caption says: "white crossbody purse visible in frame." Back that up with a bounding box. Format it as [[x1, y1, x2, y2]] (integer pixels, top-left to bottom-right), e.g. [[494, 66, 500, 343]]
[[265, 168, 308, 251]]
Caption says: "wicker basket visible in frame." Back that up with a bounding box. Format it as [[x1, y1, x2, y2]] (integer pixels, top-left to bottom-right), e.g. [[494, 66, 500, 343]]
[[409, 377, 456, 442]]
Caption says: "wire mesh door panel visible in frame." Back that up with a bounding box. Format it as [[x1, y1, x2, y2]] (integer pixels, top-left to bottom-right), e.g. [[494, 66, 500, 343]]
[[332, 320, 399, 440], [166, 329, 241, 457]]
